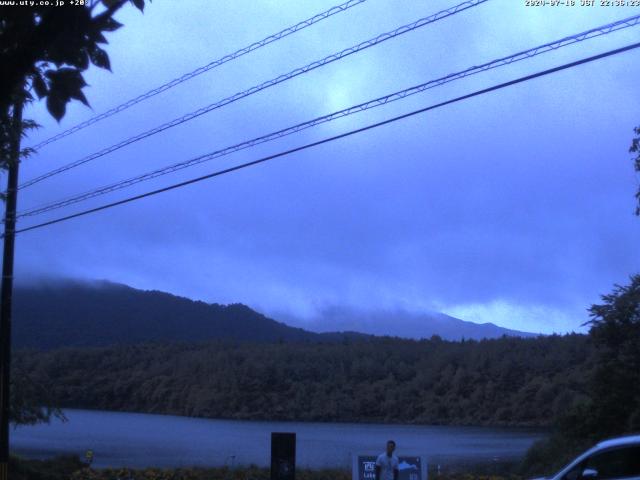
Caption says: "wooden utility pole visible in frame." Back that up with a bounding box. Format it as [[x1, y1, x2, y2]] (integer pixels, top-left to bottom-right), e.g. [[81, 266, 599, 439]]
[[0, 101, 23, 480]]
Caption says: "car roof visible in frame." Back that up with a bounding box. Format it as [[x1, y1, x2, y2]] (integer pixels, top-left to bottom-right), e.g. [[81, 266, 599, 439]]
[[595, 434, 640, 450]]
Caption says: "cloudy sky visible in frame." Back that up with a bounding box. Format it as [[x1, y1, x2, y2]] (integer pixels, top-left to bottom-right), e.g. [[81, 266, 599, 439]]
[[13, 0, 640, 334]]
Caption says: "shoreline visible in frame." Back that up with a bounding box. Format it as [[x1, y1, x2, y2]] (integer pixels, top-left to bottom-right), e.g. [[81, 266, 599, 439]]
[[37, 407, 552, 431]]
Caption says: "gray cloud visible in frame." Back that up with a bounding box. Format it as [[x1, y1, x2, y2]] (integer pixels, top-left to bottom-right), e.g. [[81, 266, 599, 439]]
[[13, 0, 640, 334]]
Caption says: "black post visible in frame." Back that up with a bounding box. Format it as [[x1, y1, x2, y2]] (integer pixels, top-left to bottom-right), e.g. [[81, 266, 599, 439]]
[[0, 101, 23, 480], [271, 432, 296, 480]]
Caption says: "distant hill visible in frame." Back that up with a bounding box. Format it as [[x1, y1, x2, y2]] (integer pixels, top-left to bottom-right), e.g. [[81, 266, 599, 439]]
[[12, 280, 537, 350], [12, 280, 363, 350], [276, 305, 539, 341]]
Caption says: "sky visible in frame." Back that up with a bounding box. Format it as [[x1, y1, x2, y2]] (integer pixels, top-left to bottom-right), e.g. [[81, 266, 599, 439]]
[[12, 0, 640, 335]]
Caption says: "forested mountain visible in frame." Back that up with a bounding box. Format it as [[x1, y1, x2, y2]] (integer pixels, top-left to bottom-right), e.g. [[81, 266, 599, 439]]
[[12, 280, 363, 349], [15, 334, 594, 427], [13, 280, 537, 350]]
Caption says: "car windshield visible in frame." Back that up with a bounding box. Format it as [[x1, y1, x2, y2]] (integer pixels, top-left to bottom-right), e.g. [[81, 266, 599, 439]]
[[583, 445, 640, 479]]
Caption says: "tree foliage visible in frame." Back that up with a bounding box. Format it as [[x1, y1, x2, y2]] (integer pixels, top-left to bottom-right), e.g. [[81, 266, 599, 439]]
[[553, 275, 640, 441], [631, 126, 640, 215], [522, 275, 640, 476], [583, 274, 640, 436], [9, 362, 66, 427], [15, 334, 594, 427], [0, 0, 149, 425], [0, 0, 148, 169]]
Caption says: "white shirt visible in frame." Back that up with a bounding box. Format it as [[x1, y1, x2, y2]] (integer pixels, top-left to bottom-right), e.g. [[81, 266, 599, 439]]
[[376, 452, 399, 480]]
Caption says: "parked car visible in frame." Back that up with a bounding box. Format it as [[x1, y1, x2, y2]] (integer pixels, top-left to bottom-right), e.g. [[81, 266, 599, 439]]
[[539, 434, 640, 480]]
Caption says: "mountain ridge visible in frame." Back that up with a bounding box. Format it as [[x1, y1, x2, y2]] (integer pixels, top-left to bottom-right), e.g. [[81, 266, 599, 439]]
[[13, 279, 537, 349], [274, 305, 538, 341]]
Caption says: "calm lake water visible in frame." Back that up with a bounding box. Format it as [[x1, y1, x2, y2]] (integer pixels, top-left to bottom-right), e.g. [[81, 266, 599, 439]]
[[11, 409, 546, 469]]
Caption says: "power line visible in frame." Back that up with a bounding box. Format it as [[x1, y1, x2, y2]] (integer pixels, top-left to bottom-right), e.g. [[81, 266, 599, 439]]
[[11, 41, 640, 237], [15, 13, 640, 220], [29, 0, 369, 151], [18, 0, 488, 190]]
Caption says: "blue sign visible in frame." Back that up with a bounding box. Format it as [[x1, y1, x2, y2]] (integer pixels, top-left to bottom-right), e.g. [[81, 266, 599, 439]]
[[353, 455, 426, 480]]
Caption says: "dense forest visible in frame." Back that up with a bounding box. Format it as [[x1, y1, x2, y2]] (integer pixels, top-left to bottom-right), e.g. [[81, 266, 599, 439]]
[[14, 333, 593, 427]]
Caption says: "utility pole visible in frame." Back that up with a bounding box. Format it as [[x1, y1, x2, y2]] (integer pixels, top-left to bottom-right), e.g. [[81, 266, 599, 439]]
[[0, 101, 23, 480]]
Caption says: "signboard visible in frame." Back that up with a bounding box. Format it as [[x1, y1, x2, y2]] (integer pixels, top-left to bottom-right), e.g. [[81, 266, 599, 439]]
[[352, 455, 426, 480]]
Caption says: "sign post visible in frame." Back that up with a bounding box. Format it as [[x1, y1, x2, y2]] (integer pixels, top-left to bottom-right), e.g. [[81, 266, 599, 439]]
[[352, 455, 427, 480], [271, 432, 296, 480]]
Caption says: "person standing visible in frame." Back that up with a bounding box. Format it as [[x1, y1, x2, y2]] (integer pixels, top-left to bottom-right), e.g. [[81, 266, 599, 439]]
[[375, 440, 399, 480]]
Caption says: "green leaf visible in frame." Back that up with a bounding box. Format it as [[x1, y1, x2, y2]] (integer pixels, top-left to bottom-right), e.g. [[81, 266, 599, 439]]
[[21, 120, 40, 133], [70, 88, 90, 107], [93, 32, 109, 45], [32, 74, 48, 99], [44, 68, 90, 117], [46, 93, 67, 122], [89, 46, 111, 71], [101, 17, 123, 32], [74, 50, 90, 70], [20, 147, 37, 159], [46, 68, 88, 90]]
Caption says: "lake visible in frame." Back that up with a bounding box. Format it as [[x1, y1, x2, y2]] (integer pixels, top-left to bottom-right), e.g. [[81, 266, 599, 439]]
[[11, 409, 546, 469]]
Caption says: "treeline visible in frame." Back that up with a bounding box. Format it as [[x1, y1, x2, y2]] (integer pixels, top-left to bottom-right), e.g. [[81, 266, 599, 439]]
[[522, 275, 640, 476], [14, 333, 594, 427]]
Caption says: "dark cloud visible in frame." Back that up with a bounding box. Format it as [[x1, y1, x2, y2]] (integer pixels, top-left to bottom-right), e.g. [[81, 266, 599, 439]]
[[14, 0, 640, 334]]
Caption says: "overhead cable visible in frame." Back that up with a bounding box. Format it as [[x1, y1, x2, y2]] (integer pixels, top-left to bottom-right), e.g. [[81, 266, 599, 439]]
[[19, 0, 488, 189], [16, 13, 640, 220], [11, 41, 640, 236], [29, 0, 370, 150]]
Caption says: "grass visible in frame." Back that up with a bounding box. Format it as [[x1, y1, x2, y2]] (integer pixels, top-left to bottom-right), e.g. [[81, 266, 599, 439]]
[[9, 456, 528, 480]]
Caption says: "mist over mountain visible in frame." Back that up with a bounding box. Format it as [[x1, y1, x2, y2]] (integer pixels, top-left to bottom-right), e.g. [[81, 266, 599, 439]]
[[12, 280, 337, 349], [13, 280, 536, 350], [276, 305, 539, 341]]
